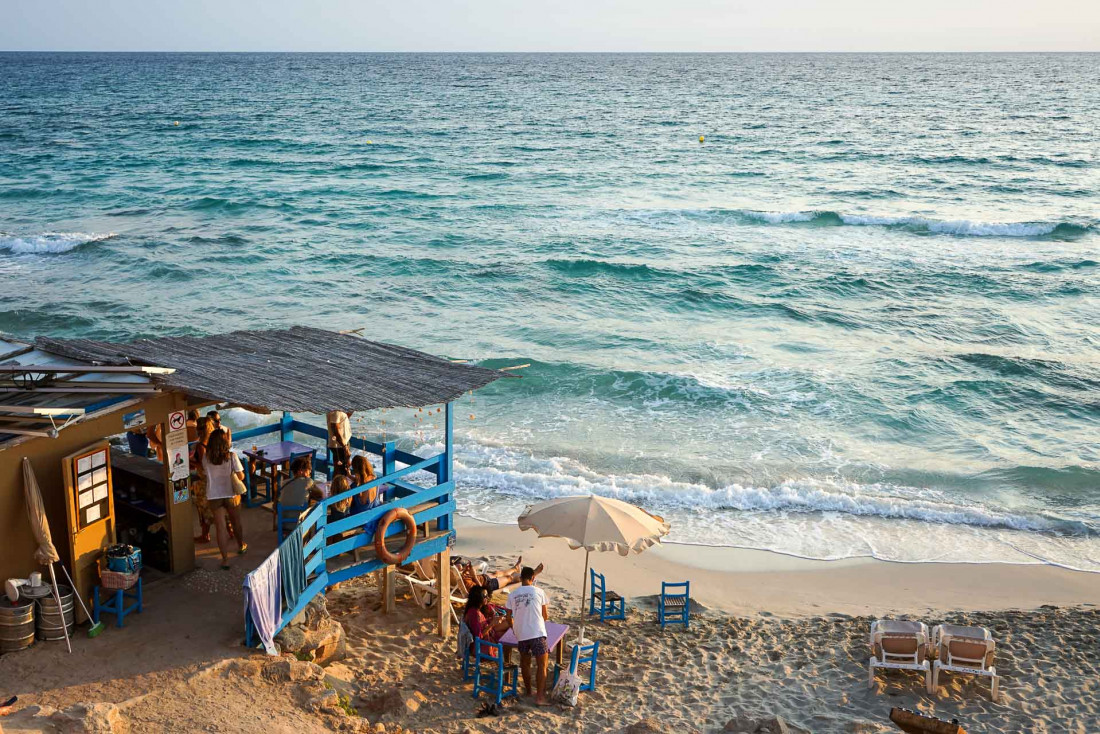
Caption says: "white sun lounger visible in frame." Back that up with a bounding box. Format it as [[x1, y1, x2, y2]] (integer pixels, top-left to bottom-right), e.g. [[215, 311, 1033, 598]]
[[931, 624, 999, 701], [395, 558, 464, 625], [868, 619, 932, 692]]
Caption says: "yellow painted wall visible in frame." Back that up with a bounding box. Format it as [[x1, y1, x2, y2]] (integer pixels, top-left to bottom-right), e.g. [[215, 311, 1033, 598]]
[[0, 392, 195, 606]]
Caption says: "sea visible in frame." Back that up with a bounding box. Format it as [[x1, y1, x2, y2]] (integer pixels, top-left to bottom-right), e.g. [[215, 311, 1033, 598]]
[[2, 52, 1098, 571]]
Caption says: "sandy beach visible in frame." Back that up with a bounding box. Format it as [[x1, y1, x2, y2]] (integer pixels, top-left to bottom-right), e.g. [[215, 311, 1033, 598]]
[[2, 510, 1099, 733]]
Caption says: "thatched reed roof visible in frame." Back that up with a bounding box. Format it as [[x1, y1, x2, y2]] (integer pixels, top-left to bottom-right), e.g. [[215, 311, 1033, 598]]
[[35, 326, 514, 413]]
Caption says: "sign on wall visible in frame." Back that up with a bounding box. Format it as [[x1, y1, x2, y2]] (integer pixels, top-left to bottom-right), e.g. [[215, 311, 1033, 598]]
[[165, 422, 190, 482], [122, 409, 146, 430], [168, 410, 186, 432]]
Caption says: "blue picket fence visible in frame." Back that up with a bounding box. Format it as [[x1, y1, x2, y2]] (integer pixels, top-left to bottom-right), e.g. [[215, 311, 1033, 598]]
[[242, 406, 456, 648]]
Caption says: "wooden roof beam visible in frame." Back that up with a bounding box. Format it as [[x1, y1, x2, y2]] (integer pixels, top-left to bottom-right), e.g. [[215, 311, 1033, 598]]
[[0, 365, 175, 374], [0, 405, 87, 415]]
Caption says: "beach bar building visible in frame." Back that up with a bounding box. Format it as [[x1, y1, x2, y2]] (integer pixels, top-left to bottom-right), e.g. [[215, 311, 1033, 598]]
[[0, 326, 510, 640]]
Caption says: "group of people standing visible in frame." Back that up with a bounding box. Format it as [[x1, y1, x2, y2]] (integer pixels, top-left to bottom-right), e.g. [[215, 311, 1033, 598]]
[[187, 409, 247, 570]]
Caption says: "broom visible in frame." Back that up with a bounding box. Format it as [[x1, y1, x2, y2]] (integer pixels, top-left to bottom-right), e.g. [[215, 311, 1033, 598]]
[[58, 563, 105, 638]]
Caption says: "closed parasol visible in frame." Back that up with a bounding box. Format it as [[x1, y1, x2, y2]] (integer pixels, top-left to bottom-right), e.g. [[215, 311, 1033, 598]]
[[23, 457, 71, 653], [23, 457, 59, 565]]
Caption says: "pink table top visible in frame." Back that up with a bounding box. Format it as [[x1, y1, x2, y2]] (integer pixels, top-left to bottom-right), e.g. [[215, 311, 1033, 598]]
[[499, 621, 570, 650]]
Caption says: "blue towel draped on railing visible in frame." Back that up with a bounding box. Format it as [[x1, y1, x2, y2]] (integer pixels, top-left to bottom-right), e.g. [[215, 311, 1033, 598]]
[[280, 524, 306, 611]]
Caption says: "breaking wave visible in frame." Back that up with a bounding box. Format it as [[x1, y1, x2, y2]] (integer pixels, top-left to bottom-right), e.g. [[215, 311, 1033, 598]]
[[0, 231, 115, 254], [732, 210, 1094, 238], [457, 459, 1091, 536]]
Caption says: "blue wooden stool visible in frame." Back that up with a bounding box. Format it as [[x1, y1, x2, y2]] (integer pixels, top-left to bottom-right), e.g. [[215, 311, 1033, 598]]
[[93, 578, 143, 628]]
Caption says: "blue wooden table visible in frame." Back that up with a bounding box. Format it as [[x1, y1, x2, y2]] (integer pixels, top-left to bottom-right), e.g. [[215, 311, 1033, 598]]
[[243, 440, 316, 524]]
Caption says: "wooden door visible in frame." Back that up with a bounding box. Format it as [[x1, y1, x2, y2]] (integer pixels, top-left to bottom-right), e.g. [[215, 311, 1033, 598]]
[[62, 442, 116, 620]]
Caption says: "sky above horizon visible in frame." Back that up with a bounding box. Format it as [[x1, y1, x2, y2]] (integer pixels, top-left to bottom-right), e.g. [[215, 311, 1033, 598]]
[[2, 0, 1099, 52]]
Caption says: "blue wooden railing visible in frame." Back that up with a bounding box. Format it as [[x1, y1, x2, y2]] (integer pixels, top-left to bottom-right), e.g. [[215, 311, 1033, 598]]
[[243, 406, 455, 648]]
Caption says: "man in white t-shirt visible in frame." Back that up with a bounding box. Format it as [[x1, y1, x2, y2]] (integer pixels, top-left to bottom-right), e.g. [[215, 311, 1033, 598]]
[[504, 566, 551, 705], [326, 409, 353, 475]]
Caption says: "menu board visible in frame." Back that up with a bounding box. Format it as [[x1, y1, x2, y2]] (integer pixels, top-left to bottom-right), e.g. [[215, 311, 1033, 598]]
[[74, 448, 111, 529]]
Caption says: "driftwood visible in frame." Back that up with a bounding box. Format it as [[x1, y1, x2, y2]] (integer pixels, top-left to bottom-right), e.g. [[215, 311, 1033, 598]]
[[35, 326, 514, 413], [890, 708, 966, 734]]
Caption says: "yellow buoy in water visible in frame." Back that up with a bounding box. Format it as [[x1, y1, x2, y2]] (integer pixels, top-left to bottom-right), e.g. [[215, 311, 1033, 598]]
[[699, 135, 705, 143], [175, 121, 180, 126], [366, 140, 372, 144]]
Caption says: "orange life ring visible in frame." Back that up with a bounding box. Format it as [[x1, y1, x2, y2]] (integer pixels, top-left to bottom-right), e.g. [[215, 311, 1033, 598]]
[[374, 507, 417, 564]]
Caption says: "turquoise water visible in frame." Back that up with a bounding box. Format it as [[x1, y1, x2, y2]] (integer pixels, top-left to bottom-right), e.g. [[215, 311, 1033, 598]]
[[2, 53, 1098, 569]]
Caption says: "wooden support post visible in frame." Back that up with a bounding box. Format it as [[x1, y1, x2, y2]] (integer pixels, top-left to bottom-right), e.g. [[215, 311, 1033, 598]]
[[383, 565, 395, 614], [436, 547, 451, 639], [280, 411, 294, 442], [382, 441, 397, 477], [438, 402, 454, 533]]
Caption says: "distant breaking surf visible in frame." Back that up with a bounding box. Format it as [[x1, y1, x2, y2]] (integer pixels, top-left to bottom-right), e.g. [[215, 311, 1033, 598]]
[[739, 210, 1094, 238], [0, 232, 116, 254], [625, 208, 1095, 239]]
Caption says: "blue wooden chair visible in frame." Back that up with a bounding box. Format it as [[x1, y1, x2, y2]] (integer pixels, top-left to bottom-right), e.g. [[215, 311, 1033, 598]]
[[588, 569, 626, 622], [312, 447, 333, 480], [458, 619, 479, 682], [276, 503, 310, 544], [471, 641, 519, 705], [553, 640, 601, 692], [658, 580, 690, 630], [243, 456, 273, 508]]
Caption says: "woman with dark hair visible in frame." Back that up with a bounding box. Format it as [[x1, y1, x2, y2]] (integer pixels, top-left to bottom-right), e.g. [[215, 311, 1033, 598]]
[[201, 428, 246, 569], [464, 584, 511, 651]]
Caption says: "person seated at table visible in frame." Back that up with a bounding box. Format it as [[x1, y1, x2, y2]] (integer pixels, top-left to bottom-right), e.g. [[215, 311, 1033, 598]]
[[464, 584, 511, 652], [459, 557, 544, 595], [349, 454, 384, 511], [278, 456, 320, 530], [327, 474, 354, 521]]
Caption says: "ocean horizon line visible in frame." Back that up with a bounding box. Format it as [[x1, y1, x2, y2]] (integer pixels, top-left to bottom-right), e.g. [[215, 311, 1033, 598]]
[[2, 49, 1099, 55]]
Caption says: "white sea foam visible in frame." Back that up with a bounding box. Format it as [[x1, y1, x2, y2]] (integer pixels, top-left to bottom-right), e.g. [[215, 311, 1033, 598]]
[[223, 407, 276, 430], [742, 210, 816, 224], [0, 231, 115, 254], [732, 210, 1086, 237], [454, 458, 1063, 533], [837, 214, 1063, 237], [350, 432, 1100, 570]]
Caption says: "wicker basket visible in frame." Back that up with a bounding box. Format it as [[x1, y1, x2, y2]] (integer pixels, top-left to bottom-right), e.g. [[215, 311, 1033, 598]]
[[100, 568, 140, 590]]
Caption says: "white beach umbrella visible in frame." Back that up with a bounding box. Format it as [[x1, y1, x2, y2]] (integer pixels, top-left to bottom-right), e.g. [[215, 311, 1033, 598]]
[[517, 494, 670, 639]]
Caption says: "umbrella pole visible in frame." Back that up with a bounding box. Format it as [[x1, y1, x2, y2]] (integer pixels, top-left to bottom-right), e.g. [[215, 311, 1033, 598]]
[[577, 549, 590, 643], [46, 563, 72, 654]]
